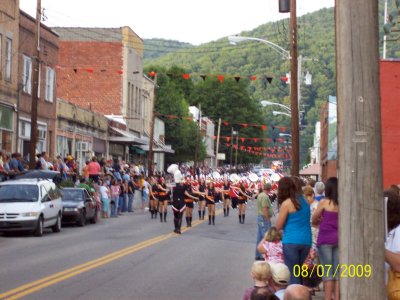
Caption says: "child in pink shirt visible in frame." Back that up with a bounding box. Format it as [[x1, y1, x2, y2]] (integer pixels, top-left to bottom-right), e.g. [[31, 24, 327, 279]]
[[257, 226, 284, 264]]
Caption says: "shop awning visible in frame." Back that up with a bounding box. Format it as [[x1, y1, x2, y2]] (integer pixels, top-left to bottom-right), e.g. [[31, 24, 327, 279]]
[[139, 143, 175, 154], [109, 127, 148, 145], [130, 146, 146, 155]]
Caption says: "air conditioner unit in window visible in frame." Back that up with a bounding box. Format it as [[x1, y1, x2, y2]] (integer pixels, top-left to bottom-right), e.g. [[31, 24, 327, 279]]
[[37, 129, 47, 139], [77, 141, 90, 152]]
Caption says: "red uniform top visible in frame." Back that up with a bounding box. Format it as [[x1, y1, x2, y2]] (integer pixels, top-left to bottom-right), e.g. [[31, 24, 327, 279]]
[[229, 184, 240, 198]]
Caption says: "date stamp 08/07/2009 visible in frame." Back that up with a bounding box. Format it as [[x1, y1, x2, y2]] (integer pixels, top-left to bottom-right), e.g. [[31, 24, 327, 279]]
[[293, 264, 372, 278]]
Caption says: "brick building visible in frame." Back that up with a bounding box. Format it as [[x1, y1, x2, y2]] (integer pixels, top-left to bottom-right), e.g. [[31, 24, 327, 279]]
[[0, 0, 19, 153], [54, 27, 150, 161], [18, 10, 58, 159]]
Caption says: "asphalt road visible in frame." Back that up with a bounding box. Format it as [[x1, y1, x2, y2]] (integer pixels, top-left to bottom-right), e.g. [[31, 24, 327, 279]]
[[0, 202, 260, 300]]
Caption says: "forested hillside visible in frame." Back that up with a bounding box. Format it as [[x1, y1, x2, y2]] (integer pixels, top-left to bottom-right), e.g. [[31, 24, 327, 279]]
[[143, 39, 193, 60], [144, 1, 397, 167]]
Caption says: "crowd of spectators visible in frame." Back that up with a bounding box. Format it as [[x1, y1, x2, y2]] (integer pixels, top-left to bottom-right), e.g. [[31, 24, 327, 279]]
[[246, 175, 339, 300]]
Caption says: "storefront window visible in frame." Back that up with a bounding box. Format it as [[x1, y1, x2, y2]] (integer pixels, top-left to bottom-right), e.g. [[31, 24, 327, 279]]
[[0, 106, 13, 152]]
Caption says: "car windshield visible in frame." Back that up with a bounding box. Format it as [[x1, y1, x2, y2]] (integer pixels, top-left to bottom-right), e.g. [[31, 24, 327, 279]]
[[62, 190, 84, 202], [0, 185, 39, 202]]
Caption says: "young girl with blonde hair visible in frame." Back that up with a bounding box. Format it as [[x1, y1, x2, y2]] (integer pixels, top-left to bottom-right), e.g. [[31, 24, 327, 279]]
[[257, 226, 284, 264]]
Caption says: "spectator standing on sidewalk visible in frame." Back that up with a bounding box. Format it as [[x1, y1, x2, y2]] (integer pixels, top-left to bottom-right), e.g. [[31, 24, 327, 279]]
[[88, 156, 101, 183], [276, 177, 311, 285], [127, 175, 135, 213], [314, 181, 325, 202], [142, 176, 151, 210], [99, 180, 110, 218], [312, 177, 339, 300], [255, 182, 274, 260], [110, 179, 120, 217]]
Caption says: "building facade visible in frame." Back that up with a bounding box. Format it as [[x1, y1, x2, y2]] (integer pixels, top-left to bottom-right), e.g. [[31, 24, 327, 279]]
[[56, 98, 108, 173], [320, 96, 337, 181], [0, 0, 19, 153], [18, 10, 58, 159], [55, 27, 149, 162]]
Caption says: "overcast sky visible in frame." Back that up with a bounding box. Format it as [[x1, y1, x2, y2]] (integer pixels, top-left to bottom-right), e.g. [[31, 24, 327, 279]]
[[20, 0, 334, 45]]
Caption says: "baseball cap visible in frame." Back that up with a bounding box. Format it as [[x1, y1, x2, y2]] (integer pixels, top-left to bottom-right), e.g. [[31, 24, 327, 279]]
[[269, 263, 290, 285]]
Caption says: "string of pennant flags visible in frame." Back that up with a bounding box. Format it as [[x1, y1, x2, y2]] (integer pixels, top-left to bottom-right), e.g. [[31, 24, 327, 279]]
[[223, 143, 291, 153], [215, 136, 290, 144], [155, 112, 289, 132], [55, 67, 290, 85], [223, 143, 292, 159]]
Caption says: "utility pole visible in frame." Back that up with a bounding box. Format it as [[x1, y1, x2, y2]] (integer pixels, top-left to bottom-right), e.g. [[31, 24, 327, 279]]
[[215, 118, 221, 169], [336, 0, 384, 298], [289, 0, 299, 176], [229, 128, 234, 171], [29, 0, 41, 169], [234, 133, 239, 169], [193, 104, 201, 172], [147, 72, 157, 177], [383, 0, 388, 59]]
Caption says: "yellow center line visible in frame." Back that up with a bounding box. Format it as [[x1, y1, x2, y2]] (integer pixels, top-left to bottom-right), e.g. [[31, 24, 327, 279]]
[[0, 209, 222, 300]]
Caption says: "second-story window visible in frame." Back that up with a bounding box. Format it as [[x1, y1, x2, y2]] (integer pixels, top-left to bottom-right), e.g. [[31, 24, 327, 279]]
[[45, 67, 54, 102], [22, 55, 32, 94], [5, 37, 12, 81]]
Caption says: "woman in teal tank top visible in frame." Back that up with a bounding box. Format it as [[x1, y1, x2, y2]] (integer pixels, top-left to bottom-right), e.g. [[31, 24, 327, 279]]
[[276, 177, 312, 285]]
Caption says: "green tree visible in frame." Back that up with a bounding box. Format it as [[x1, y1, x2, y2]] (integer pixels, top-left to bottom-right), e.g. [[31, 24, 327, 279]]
[[145, 65, 206, 165], [190, 77, 265, 164]]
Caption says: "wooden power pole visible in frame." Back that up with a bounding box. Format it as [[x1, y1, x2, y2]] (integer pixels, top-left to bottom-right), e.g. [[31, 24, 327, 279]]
[[147, 72, 157, 177], [336, 0, 384, 298], [215, 118, 221, 168], [29, 0, 41, 169], [289, 0, 299, 176]]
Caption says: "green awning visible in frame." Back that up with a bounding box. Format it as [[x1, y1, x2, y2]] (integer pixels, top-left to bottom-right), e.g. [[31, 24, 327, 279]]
[[129, 146, 146, 155]]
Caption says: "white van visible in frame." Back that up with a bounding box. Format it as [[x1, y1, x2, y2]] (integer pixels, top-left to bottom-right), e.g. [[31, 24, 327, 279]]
[[0, 178, 63, 236]]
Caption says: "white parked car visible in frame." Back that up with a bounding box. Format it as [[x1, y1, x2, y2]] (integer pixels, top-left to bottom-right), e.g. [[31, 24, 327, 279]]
[[0, 179, 63, 236]]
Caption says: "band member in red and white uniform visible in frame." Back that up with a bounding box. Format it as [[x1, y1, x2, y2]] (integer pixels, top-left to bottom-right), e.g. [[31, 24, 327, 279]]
[[195, 177, 206, 220], [205, 181, 217, 225], [222, 177, 231, 217], [229, 178, 240, 212], [183, 177, 198, 227], [237, 180, 250, 224], [157, 177, 170, 222]]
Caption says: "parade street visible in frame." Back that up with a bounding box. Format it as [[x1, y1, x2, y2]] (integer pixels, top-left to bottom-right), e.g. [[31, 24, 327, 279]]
[[0, 204, 259, 300]]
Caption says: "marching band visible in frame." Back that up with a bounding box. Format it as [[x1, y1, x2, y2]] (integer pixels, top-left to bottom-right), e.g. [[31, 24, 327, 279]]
[[146, 164, 283, 234]]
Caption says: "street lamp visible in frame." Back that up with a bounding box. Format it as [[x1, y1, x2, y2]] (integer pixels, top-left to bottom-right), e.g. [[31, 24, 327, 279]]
[[279, 133, 292, 137], [273, 111, 291, 117], [228, 36, 290, 59], [260, 100, 291, 113], [228, 35, 300, 175]]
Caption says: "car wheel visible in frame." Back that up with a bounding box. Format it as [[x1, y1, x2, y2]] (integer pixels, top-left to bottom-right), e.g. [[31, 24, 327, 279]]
[[34, 216, 44, 237], [77, 210, 86, 227], [90, 209, 98, 224], [52, 213, 62, 233]]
